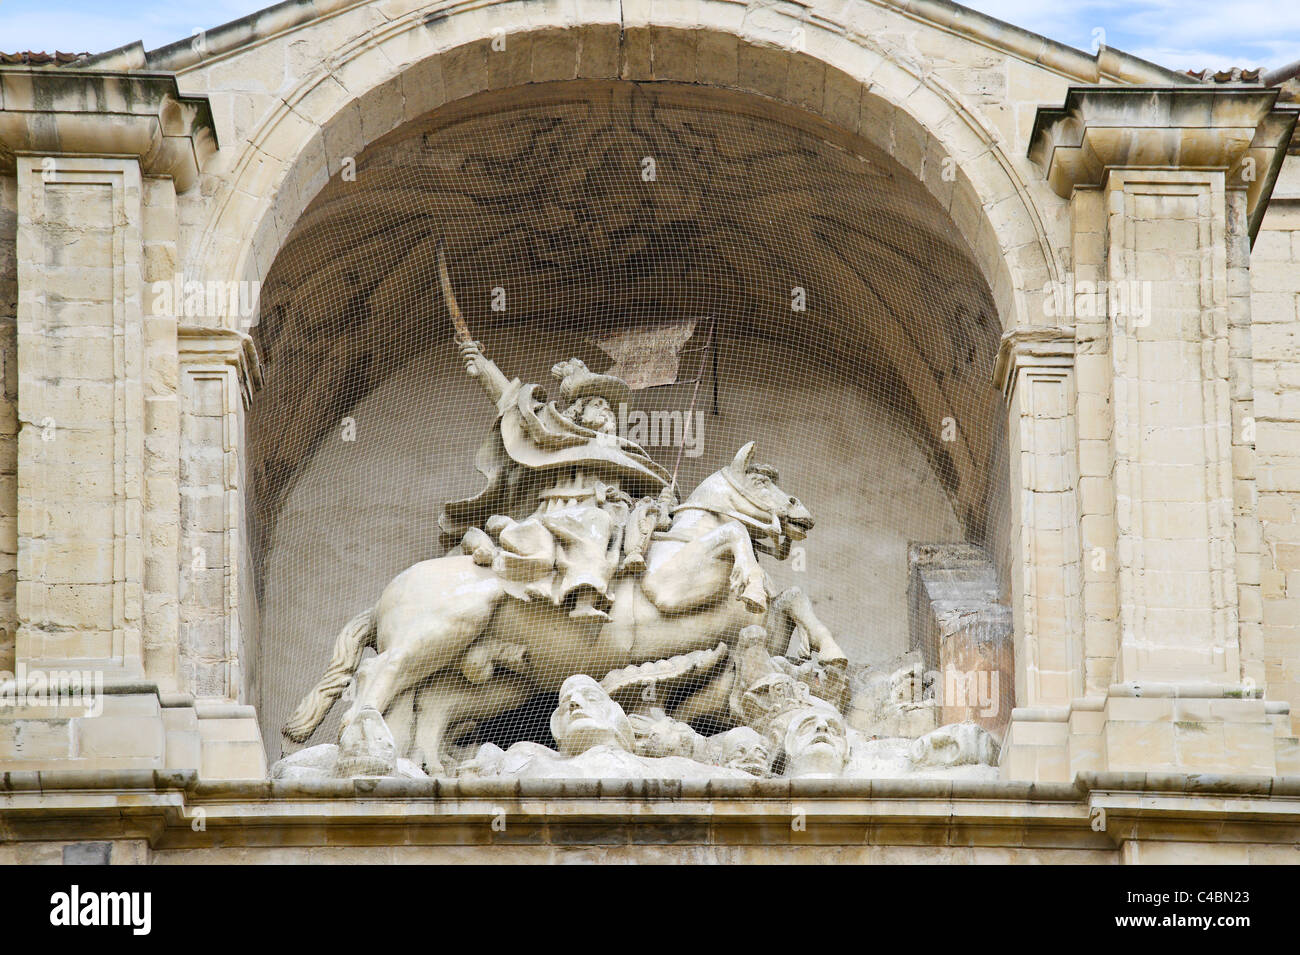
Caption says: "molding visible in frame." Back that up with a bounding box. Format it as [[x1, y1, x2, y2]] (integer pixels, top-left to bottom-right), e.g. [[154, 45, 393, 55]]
[[178, 324, 264, 406], [0, 69, 217, 191], [5, 772, 1300, 856], [993, 325, 1075, 400], [1028, 86, 1299, 242]]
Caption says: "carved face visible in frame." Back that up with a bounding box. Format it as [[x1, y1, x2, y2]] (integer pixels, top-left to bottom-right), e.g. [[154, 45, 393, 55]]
[[711, 727, 774, 777], [550, 675, 634, 756], [575, 397, 617, 434], [743, 468, 813, 540], [781, 706, 848, 778], [634, 715, 700, 759]]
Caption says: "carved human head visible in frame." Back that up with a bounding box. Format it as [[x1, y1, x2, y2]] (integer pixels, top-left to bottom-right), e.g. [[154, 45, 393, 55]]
[[550, 674, 635, 756], [709, 726, 774, 777], [550, 357, 628, 435], [740, 672, 809, 730], [630, 711, 702, 760], [569, 396, 617, 434], [777, 703, 849, 778]]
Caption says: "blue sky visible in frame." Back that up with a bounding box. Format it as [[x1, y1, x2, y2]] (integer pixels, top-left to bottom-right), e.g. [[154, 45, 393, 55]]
[[0, 0, 1296, 71]]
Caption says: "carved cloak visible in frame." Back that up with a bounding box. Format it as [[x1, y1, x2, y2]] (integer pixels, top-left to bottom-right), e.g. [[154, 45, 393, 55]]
[[439, 378, 670, 546]]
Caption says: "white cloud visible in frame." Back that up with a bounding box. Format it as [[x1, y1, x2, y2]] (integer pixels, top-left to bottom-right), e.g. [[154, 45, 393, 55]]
[[962, 0, 1298, 70]]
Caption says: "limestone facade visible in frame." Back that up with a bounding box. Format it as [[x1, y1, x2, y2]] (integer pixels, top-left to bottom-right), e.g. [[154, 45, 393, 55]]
[[1, 0, 1299, 862]]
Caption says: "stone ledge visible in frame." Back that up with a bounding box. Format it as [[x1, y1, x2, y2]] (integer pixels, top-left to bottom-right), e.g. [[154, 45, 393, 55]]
[[3, 771, 1300, 851], [10, 767, 1300, 798], [1028, 86, 1299, 241], [178, 325, 264, 405], [0, 69, 217, 191], [993, 326, 1075, 399]]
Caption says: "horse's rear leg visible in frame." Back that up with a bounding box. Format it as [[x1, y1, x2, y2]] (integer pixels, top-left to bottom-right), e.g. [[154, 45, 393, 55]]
[[338, 588, 501, 773]]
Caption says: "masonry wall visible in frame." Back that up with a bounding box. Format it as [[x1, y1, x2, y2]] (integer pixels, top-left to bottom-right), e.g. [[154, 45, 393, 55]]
[[1253, 156, 1300, 732], [0, 174, 15, 673]]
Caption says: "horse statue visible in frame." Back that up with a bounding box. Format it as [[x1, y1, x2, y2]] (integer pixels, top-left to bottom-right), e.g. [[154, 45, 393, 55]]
[[283, 441, 845, 774]]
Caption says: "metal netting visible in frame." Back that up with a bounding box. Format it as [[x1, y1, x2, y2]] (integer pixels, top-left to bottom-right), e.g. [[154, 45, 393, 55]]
[[248, 79, 1006, 779]]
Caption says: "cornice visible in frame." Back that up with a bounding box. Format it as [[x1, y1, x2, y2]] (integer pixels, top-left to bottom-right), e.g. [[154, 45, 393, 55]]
[[0, 69, 217, 191]]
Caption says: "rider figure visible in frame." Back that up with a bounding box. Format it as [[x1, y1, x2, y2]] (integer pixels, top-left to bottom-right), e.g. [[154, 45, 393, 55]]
[[445, 340, 674, 620]]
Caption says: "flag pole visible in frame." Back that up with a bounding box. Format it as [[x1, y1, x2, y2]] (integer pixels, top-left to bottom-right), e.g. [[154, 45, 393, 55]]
[[668, 315, 716, 494]]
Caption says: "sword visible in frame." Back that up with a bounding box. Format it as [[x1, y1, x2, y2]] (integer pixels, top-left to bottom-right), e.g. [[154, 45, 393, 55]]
[[435, 239, 478, 377]]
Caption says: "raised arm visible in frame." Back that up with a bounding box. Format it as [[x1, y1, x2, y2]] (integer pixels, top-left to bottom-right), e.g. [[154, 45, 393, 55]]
[[458, 339, 512, 406]]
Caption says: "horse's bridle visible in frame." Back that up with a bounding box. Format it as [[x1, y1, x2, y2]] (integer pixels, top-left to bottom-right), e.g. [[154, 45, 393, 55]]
[[668, 467, 791, 557]]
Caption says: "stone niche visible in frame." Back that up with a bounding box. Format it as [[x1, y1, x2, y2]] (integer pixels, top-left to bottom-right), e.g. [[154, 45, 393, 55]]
[[247, 81, 1011, 759]]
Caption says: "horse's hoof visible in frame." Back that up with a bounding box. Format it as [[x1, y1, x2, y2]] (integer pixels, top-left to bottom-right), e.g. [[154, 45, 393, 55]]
[[731, 574, 767, 613], [738, 585, 767, 614]]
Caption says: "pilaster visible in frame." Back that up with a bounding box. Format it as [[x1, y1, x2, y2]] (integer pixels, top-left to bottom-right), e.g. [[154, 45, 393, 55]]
[[1008, 86, 1300, 780], [0, 68, 263, 777]]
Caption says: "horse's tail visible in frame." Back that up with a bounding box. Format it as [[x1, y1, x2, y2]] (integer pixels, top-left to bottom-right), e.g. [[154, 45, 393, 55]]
[[282, 607, 377, 743]]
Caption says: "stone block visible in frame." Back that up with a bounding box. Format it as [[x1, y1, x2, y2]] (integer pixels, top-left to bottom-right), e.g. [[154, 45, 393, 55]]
[[1104, 719, 1178, 772], [908, 543, 1014, 737]]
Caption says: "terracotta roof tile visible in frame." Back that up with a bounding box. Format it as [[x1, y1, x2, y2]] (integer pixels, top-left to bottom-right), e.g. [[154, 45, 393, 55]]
[[0, 51, 89, 66], [1185, 67, 1264, 83]]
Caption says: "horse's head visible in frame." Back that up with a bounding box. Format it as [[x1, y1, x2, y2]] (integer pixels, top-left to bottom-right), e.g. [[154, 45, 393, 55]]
[[684, 442, 814, 555]]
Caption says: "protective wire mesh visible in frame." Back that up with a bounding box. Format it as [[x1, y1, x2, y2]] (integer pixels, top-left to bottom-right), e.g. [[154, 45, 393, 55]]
[[249, 80, 1007, 777]]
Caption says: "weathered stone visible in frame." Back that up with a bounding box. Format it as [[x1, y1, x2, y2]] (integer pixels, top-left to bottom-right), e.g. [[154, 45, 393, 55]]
[[0, 0, 1297, 865]]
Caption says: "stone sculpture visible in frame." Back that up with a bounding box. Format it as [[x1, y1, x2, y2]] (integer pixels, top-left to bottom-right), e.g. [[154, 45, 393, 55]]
[[706, 727, 775, 777], [456, 675, 754, 781], [549, 674, 635, 756], [278, 256, 991, 781], [282, 329, 847, 774], [272, 655, 998, 782]]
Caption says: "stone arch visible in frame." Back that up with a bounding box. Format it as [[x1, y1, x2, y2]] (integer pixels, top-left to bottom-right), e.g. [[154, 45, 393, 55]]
[[186, 7, 1056, 336], [243, 75, 1019, 739], [178, 4, 1053, 740]]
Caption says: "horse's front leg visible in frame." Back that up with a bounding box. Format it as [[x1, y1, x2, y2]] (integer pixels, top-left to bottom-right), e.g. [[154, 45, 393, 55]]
[[772, 586, 847, 664], [412, 676, 534, 776], [642, 520, 767, 614]]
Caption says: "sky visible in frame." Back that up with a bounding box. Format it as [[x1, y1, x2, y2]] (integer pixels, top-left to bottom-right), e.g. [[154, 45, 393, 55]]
[[0, 0, 1296, 72]]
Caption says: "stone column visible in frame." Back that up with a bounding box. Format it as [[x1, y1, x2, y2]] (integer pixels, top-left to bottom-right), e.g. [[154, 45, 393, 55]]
[[993, 327, 1083, 781], [0, 70, 266, 775], [1008, 86, 1300, 780]]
